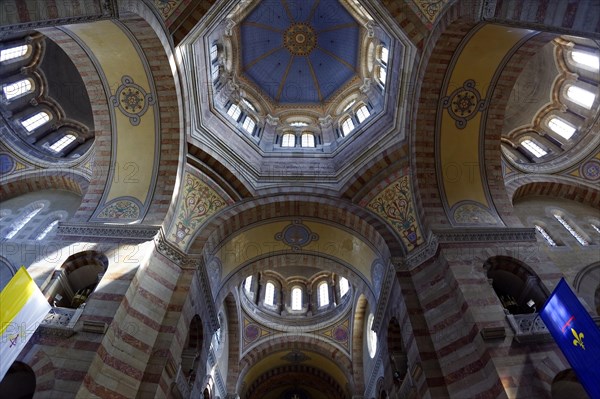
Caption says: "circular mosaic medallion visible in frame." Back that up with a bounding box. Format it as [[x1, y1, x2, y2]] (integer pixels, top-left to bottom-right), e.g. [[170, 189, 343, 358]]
[[0, 153, 15, 175], [284, 23, 317, 56], [244, 324, 260, 341], [333, 325, 348, 342], [581, 159, 600, 181]]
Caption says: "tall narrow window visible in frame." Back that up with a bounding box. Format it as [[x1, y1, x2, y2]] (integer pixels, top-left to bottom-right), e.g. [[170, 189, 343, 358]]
[[0, 45, 28, 62], [49, 134, 76, 153], [554, 214, 589, 246], [227, 103, 241, 121], [356, 105, 370, 123], [380, 46, 389, 65], [264, 282, 275, 306], [521, 139, 547, 158], [535, 225, 557, 247], [282, 133, 295, 147], [242, 116, 256, 134], [291, 287, 302, 310], [210, 43, 218, 62], [2, 79, 32, 100], [566, 86, 596, 109], [21, 111, 50, 132], [341, 117, 354, 136], [548, 117, 576, 140], [339, 277, 349, 297], [244, 276, 252, 293], [4, 206, 43, 239], [318, 282, 329, 307], [301, 132, 315, 147], [572, 51, 599, 71], [377, 67, 387, 86], [211, 65, 219, 81], [592, 224, 600, 235], [36, 220, 59, 240]]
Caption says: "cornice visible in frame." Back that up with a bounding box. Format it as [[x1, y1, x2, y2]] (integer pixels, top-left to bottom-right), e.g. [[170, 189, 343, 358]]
[[433, 227, 537, 243], [57, 222, 159, 241], [372, 259, 395, 333]]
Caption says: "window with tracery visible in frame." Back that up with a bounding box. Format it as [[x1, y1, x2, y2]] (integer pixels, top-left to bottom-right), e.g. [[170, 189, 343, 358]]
[[2, 78, 33, 100], [227, 103, 241, 121], [318, 282, 329, 307], [21, 111, 50, 132], [341, 117, 354, 136], [301, 132, 315, 147], [0, 45, 29, 62], [281, 133, 295, 147], [356, 105, 371, 123], [548, 117, 576, 140], [521, 139, 548, 158], [49, 134, 76, 153], [554, 214, 589, 246], [291, 286, 302, 310], [242, 116, 256, 134], [264, 282, 275, 306]]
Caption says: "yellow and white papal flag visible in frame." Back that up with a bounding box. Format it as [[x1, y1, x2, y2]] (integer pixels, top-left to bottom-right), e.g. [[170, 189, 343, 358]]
[[0, 267, 51, 381]]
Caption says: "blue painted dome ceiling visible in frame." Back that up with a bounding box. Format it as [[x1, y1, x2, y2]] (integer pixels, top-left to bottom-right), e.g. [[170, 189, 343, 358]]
[[240, 0, 360, 104]]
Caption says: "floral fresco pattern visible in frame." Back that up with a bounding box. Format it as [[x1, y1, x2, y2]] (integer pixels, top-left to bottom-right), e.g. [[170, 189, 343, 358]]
[[367, 175, 424, 251], [97, 199, 140, 220], [452, 202, 498, 225], [154, 0, 183, 20], [169, 173, 227, 249]]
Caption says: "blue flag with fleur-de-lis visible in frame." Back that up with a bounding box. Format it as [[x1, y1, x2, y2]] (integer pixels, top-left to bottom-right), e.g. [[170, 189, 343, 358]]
[[540, 278, 600, 398]]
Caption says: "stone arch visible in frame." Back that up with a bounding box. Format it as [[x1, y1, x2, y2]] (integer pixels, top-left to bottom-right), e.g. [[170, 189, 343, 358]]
[[484, 256, 548, 314], [573, 261, 600, 315], [351, 294, 369, 394], [0, 170, 87, 202], [237, 337, 355, 395], [509, 179, 600, 209], [551, 369, 588, 399], [0, 361, 36, 399], [188, 195, 403, 258], [224, 293, 241, 393], [214, 253, 377, 314]]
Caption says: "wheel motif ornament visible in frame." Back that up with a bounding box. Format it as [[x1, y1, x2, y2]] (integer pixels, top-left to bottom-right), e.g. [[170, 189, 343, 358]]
[[110, 75, 155, 126], [441, 79, 487, 129]]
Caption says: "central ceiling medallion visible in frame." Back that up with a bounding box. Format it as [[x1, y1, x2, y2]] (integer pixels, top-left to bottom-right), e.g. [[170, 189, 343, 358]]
[[284, 23, 317, 56]]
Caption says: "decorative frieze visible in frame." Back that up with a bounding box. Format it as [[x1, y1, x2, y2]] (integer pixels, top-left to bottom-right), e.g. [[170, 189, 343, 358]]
[[58, 222, 160, 241], [433, 227, 536, 243]]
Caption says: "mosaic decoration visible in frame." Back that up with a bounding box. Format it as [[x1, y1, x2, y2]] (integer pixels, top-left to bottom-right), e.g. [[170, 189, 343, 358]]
[[242, 317, 272, 349], [580, 159, 600, 181], [110, 75, 155, 126], [452, 201, 498, 225], [366, 175, 424, 251], [275, 221, 319, 251], [441, 79, 487, 129], [411, 0, 449, 23], [0, 153, 15, 175], [320, 318, 350, 350], [284, 23, 317, 56], [97, 199, 140, 220], [169, 172, 228, 249], [281, 350, 311, 363], [153, 0, 183, 19], [371, 261, 385, 294]]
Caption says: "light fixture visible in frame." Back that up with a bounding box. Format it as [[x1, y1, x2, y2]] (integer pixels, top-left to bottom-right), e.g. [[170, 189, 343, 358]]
[[527, 299, 536, 313]]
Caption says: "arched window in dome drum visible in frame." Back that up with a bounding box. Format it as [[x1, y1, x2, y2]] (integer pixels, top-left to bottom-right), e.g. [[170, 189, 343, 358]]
[[226, 103, 241, 121], [242, 116, 256, 134], [521, 139, 548, 158], [2, 78, 33, 100], [571, 50, 599, 71], [339, 277, 349, 297], [21, 111, 50, 133], [244, 275, 252, 293], [566, 85, 596, 109], [0, 45, 29, 62], [548, 117, 576, 140], [264, 282, 275, 306], [318, 282, 329, 307], [291, 286, 302, 310], [281, 133, 295, 147], [49, 134, 76, 153], [356, 105, 371, 123], [301, 132, 314, 147], [341, 117, 354, 136]]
